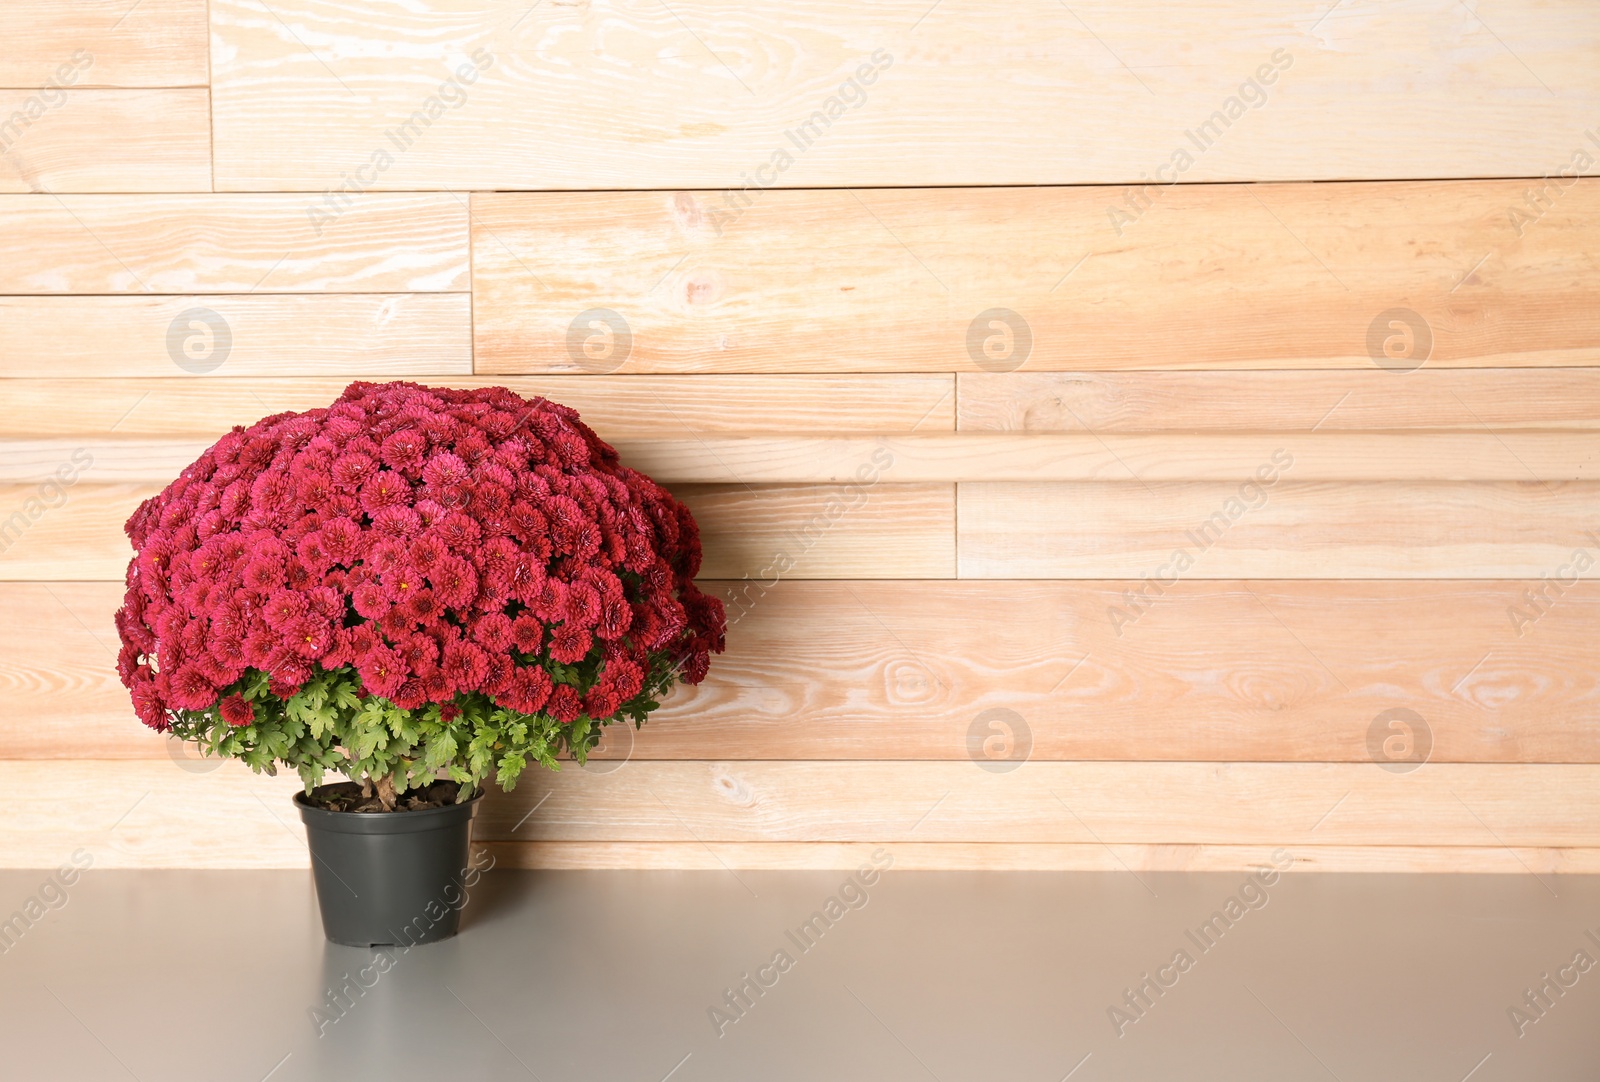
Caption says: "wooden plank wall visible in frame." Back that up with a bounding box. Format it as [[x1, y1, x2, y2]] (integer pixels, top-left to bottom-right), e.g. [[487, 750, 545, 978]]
[[3, 0, 1599, 871]]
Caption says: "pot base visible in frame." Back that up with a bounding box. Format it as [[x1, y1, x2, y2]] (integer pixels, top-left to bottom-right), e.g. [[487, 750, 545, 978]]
[[295, 788, 483, 947]]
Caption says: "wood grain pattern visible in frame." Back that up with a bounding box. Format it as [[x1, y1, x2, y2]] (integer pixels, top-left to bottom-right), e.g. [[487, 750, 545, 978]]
[[3, 760, 1599, 867], [6, 1, 1600, 875], [0, 194, 469, 293], [669, 482, 954, 579], [473, 182, 1600, 374], [9, 432, 1598, 484], [0, 375, 955, 436], [0, 89, 211, 193], [652, 579, 1600, 764], [0, 484, 147, 581], [959, 480, 1600, 579], [0, 761, 310, 869], [602, 433, 1600, 483], [0, 583, 164, 759], [958, 370, 1600, 432], [0, 1, 208, 88], [469, 761, 1600, 846], [0, 295, 470, 379], [483, 842, 1600, 875], [12, 580, 1600, 765], [0, 483, 955, 581], [210, 0, 1600, 189]]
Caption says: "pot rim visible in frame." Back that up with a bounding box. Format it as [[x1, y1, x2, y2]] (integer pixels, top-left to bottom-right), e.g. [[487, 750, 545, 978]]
[[294, 787, 483, 835]]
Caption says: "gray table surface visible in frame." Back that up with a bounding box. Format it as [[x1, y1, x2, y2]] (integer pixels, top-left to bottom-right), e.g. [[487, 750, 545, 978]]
[[1, 865, 1596, 1081]]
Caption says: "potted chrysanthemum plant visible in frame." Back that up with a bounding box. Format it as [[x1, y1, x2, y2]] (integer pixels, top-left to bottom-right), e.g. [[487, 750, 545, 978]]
[[115, 381, 725, 946]]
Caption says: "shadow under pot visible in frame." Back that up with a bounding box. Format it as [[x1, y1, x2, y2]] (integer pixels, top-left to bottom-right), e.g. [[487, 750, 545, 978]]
[[294, 785, 483, 948]]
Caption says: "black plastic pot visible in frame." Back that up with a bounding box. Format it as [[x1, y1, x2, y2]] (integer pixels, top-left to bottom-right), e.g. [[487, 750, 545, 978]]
[[294, 791, 482, 947]]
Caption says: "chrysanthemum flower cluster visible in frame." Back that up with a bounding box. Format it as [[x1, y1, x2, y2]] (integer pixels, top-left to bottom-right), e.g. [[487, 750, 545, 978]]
[[115, 380, 724, 798]]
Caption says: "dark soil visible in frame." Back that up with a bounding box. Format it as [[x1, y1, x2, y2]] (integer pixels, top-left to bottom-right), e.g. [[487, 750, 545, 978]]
[[303, 779, 464, 813]]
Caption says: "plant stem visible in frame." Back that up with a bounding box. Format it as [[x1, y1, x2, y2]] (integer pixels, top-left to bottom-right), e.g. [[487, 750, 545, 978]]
[[374, 773, 398, 811]]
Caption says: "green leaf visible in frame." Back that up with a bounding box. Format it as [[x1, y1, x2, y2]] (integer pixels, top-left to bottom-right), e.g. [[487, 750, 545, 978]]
[[156, 649, 693, 798]]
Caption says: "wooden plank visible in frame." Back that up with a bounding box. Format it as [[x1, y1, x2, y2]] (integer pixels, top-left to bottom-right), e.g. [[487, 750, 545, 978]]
[[0, 295, 470, 379], [0, 1, 208, 88], [3, 760, 1599, 867], [0, 194, 469, 293], [0, 484, 147, 581], [483, 842, 1600, 875], [0, 89, 210, 193], [594, 433, 1600, 483], [0, 483, 954, 580], [0, 583, 166, 760], [959, 480, 1600, 579], [958, 370, 1600, 432], [669, 483, 954, 580], [0, 375, 955, 437], [0, 761, 310, 869], [14, 580, 1600, 765], [650, 579, 1600, 764], [473, 182, 1600, 374], [8, 432, 1599, 484], [212, 0, 1600, 189], [473, 761, 1600, 847]]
